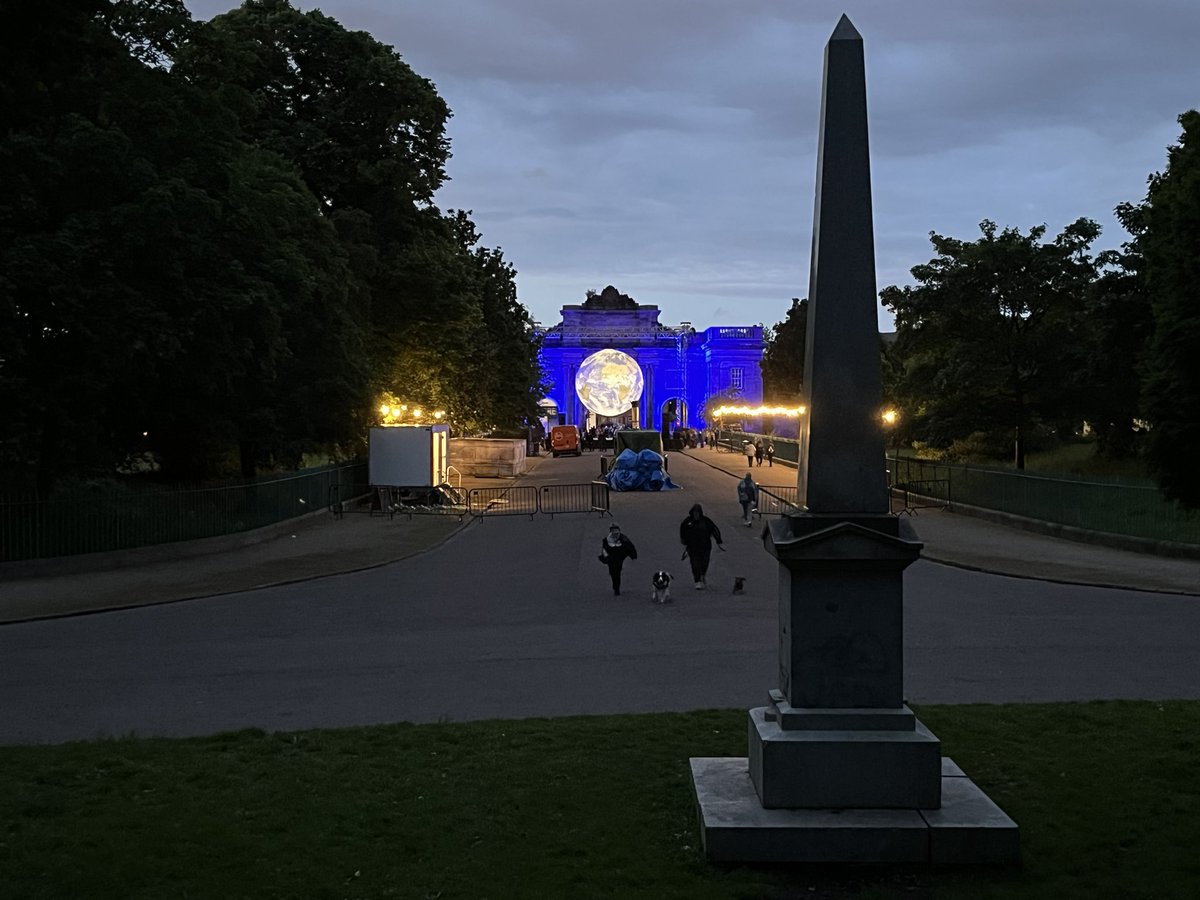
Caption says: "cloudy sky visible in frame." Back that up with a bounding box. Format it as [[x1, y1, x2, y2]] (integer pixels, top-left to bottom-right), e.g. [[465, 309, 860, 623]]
[[185, 1, 1199, 332]]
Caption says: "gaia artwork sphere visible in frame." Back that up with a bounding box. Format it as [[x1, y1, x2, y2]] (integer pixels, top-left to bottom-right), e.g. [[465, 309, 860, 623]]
[[574, 348, 645, 417]]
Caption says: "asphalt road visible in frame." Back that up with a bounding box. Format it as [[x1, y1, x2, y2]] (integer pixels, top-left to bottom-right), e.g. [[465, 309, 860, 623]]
[[3, 451, 1199, 745]]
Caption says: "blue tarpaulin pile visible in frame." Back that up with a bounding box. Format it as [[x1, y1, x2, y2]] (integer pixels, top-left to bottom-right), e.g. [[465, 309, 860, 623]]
[[603, 448, 680, 491]]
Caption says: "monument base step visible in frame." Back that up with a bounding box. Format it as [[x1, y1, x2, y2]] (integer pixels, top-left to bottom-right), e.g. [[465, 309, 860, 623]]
[[690, 757, 1019, 864]]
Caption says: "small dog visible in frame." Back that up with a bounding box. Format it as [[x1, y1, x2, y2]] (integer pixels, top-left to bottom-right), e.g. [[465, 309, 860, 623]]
[[651, 570, 673, 604], [732, 577, 746, 595]]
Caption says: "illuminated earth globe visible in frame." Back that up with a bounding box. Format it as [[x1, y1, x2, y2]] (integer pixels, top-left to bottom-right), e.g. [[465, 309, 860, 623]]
[[575, 348, 644, 417]]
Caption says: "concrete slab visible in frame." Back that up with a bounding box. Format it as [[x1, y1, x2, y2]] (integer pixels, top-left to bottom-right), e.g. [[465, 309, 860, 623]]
[[923, 763, 1020, 865], [691, 757, 929, 863], [692, 756, 1020, 865], [941, 757, 966, 778]]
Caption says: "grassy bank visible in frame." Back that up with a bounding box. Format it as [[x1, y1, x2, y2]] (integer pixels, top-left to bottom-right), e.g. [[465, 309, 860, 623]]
[[2, 701, 1198, 899]]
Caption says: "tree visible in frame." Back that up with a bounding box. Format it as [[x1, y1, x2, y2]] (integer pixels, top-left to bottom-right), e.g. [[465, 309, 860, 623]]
[[1066, 237, 1152, 459], [105, 0, 196, 68], [881, 219, 1105, 466], [386, 210, 544, 435], [699, 387, 744, 432], [175, 0, 450, 215], [759, 298, 807, 400], [1126, 110, 1200, 508], [176, 2, 545, 438], [0, 0, 371, 485]]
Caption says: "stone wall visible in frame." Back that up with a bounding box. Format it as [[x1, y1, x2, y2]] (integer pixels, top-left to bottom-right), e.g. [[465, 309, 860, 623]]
[[450, 438, 527, 478]]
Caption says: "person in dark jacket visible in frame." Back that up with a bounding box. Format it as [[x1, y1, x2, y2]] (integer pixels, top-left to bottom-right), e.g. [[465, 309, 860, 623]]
[[737, 472, 758, 525], [599, 523, 637, 596], [679, 503, 725, 589]]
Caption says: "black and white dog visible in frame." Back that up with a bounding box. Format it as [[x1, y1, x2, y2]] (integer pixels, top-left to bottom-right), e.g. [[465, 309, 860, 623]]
[[651, 570, 673, 604]]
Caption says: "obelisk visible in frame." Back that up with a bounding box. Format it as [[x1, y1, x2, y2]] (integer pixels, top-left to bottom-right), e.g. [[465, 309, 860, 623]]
[[688, 17, 1019, 865], [796, 14, 887, 515]]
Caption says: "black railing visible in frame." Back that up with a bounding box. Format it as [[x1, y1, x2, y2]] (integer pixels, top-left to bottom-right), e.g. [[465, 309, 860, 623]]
[[1, 464, 366, 562]]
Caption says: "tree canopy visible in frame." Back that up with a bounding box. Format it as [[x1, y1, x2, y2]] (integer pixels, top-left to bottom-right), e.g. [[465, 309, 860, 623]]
[[880, 219, 1106, 465], [759, 298, 807, 400], [1, 0, 543, 490], [1124, 110, 1200, 508]]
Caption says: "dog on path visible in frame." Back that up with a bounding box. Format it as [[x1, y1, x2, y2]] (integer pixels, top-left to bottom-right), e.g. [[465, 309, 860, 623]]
[[651, 571, 673, 604]]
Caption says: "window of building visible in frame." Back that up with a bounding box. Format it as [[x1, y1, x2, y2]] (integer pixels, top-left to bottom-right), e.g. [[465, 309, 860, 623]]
[[729, 367, 744, 391]]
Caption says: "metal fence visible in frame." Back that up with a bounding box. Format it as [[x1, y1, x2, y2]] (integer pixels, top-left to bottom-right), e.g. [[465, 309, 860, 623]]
[[466, 483, 611, 519], [0, 463, 367, 562], [755, 485, 801, 517], [889, 480, 951, 516], [717, 440, 1199, 545], [888, 456, 1200, 545], [538, 482, 611, 517], [467, 486, 540, 518]]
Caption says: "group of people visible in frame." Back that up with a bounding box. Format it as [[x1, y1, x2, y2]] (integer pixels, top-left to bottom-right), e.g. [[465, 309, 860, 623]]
[[742, 438, 774, 467], [598, 470, 761, 595]]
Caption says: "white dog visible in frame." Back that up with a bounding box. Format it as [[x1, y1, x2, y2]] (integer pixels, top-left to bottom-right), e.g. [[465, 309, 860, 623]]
[[651, 571, 673, 604]]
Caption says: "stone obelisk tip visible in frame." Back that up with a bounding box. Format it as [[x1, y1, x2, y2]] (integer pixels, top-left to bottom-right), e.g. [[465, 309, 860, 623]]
[[830, 14, 861, 41]]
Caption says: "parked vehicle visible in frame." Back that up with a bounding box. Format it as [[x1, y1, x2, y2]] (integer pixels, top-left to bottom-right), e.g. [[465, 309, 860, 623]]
[[550, 424, 582, 457]]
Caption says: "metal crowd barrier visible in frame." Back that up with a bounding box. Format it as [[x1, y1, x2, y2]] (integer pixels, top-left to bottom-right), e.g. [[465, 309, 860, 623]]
[[889, 479, 950, 516], [538, 482, 611, 518], [755, 485, 801, 517], [467, 486, 540, 519], [466, 483, 611, 519]]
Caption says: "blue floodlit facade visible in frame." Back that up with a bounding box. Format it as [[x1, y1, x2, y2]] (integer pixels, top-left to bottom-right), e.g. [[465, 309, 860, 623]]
[[534, 286, 765, 432]]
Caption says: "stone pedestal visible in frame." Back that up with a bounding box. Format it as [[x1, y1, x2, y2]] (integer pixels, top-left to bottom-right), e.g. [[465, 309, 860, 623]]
[[689, 511, 1018, 864], [749, 706, 942, 809], [753, 513, 941, 801]]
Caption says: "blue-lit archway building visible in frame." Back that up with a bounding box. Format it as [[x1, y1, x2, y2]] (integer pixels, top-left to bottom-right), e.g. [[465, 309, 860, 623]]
[[535, 286, 765, 433]]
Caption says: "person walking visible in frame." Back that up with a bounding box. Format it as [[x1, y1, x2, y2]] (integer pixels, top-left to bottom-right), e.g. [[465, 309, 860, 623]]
[[743, 440, 755, 467], [737, 472, 758, 526], [765, 441, 775, 467], [679, 503, 725, 589], [755, 439, 764, 467], [599, 523, 637, 596]]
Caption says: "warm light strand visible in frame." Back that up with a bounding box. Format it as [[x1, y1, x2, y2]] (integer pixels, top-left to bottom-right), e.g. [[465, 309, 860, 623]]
[[377, 396, 445, 425], [713, 404, 806, 418]]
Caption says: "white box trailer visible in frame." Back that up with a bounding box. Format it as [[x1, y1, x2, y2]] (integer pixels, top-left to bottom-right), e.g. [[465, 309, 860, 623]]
[[369, 425, 449, 487]]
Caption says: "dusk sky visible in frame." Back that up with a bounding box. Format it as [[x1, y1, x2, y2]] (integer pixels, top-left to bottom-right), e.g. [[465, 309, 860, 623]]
[[185, 1, 1200, 332]]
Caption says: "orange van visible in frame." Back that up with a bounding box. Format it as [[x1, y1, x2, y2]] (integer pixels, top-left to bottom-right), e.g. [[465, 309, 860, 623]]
[[550, 424, 582, 457]]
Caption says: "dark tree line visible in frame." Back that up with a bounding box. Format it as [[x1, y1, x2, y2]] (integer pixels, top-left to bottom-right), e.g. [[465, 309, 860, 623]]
[[759, 110, 1200, 509], [0, 0, 544, 492]]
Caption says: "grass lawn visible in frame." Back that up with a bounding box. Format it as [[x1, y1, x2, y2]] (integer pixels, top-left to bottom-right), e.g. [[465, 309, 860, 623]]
[[2, 701, 1199, 899]]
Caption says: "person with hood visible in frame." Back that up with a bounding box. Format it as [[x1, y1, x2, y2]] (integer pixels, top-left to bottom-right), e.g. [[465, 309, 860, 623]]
[[679, 503, 725, 589], [737, 472, 758, 526], [599, 523, 637, 596]]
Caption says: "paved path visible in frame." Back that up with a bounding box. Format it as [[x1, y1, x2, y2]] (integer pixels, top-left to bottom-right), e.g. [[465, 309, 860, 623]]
[[2, 450, 1198, 745]]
